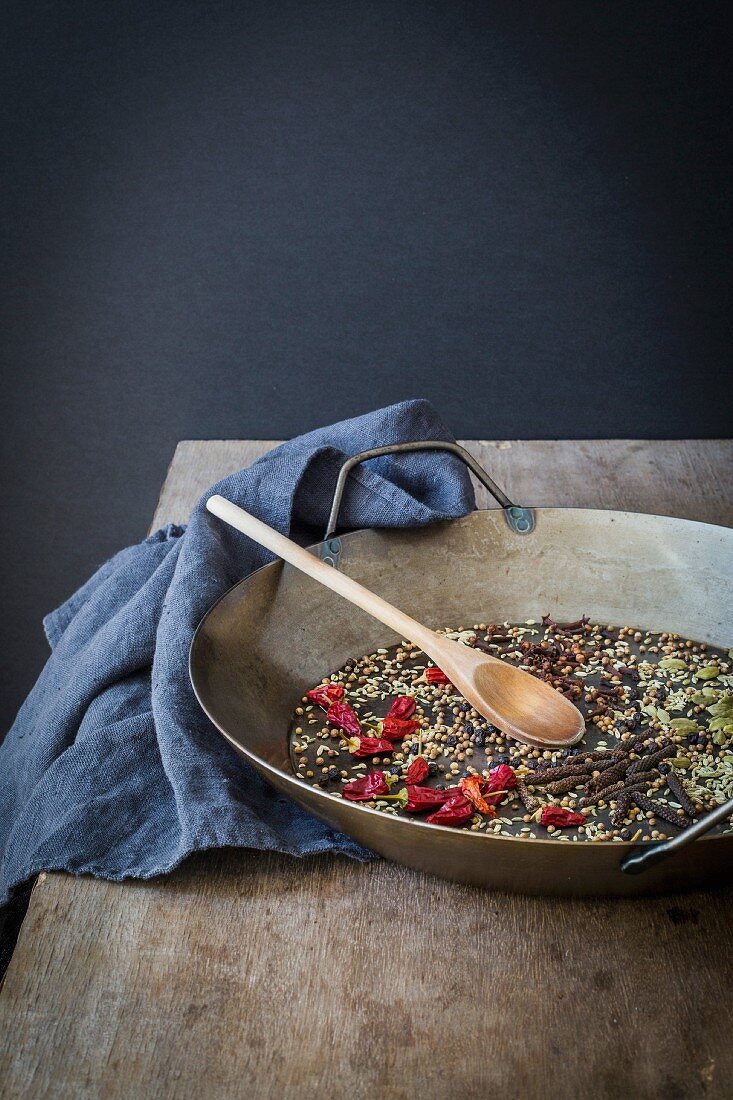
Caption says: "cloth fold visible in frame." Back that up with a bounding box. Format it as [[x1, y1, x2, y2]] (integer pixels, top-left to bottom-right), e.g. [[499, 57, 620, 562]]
[[0, 399, 476, 904]]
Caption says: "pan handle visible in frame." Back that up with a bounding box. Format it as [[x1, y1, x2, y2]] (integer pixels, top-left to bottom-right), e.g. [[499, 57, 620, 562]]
[[323, 441, 534, 561], [620, 794, 733, 874]]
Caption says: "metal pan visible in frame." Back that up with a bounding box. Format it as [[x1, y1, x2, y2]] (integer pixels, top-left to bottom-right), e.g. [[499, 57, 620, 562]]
[[190, 442, 733, 896]]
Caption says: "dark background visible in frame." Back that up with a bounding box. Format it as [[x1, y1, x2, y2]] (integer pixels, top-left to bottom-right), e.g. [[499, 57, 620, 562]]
[[0, 0, 730, 734]]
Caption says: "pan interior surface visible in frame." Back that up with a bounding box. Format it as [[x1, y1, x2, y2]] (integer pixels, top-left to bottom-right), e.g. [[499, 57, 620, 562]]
[[190, 508, 733, 896]]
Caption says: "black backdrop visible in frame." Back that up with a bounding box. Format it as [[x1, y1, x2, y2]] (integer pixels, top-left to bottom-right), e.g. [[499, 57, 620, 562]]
[[1, 1, 730, 734]]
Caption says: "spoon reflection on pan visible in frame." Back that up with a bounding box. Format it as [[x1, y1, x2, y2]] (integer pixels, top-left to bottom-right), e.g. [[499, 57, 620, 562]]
[[207, 495, 585, 749]]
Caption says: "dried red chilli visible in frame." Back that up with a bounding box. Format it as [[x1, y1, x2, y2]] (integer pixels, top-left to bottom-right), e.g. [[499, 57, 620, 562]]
[[345, 736, 395, 758], [342, 771, 390, 801], [425, 667, 451, 685], [405, 757, 429, 785], [460, 775, 497, 816], [386, 696, 417, 720], [426, 793, 474, 826], [483, 764, 517, 805], [325, 701, 361, 735], [381, 716, 420, 741], [489, 764, 517, 790], [306, 683, 345, 708], [404, 785, 458, 812], [539, 806, 586, 828]]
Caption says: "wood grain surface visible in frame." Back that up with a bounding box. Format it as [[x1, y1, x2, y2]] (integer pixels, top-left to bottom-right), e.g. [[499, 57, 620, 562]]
[[1, 440, 732, 1100]]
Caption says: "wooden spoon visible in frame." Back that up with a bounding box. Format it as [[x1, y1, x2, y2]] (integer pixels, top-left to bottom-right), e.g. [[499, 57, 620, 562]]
[[207, 495, 585, 748]]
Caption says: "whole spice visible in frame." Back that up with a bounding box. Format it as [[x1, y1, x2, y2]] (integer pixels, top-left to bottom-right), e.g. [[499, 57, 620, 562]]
[[488, 764, 517, 791], [426, 793, 474, 826], [558, 616, 590, 632], [621, 770, 658, 788], [382, 716, 420, 741], [326, 701, 361, 735], [544, 776, 588, 796], [342, 771, 390, 801], [345, 736, 395, 758], [627, 744, 675, 776], [579, 778, 655, 810], [611, 792, 632, 829], [539, 806, 586, 828], [517, 780, 541, 814], [525, 762, 590, 786], [587, 761, 629, 794], [291, 615, 732, 844], [386, 696, 417, 719], [482, 764, 516, 806], [404, 785, 458, 812], [425, 667, 451, 685], [631, 792, 690, 829], [624, 736, 651, 757], [306, 683, 345, 708], [578, 781, 626, 809], [460, 775, 497, 816], [406, 757, 429, 785], [581, 749, 626, 765], [664, 771, 698, 817], [594, 755, 627, 772]]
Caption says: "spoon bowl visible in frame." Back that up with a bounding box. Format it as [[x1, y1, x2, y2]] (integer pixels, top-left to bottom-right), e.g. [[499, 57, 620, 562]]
[[428, 637, 585, 748]]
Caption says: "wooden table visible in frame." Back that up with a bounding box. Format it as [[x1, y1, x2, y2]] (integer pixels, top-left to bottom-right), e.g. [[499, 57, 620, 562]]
[[2, 440, 732, 1100]]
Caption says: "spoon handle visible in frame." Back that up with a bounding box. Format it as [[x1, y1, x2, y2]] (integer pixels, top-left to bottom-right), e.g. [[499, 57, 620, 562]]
[[207, 495, 438, 652], [620, 794, 733, 874]]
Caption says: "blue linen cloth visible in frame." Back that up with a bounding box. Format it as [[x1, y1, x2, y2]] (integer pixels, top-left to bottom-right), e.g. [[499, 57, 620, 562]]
[[0, 399, 476, 904]]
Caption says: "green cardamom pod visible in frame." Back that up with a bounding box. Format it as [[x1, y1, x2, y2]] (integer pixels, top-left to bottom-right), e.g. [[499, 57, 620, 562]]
[[668, 718, 700, 734]]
